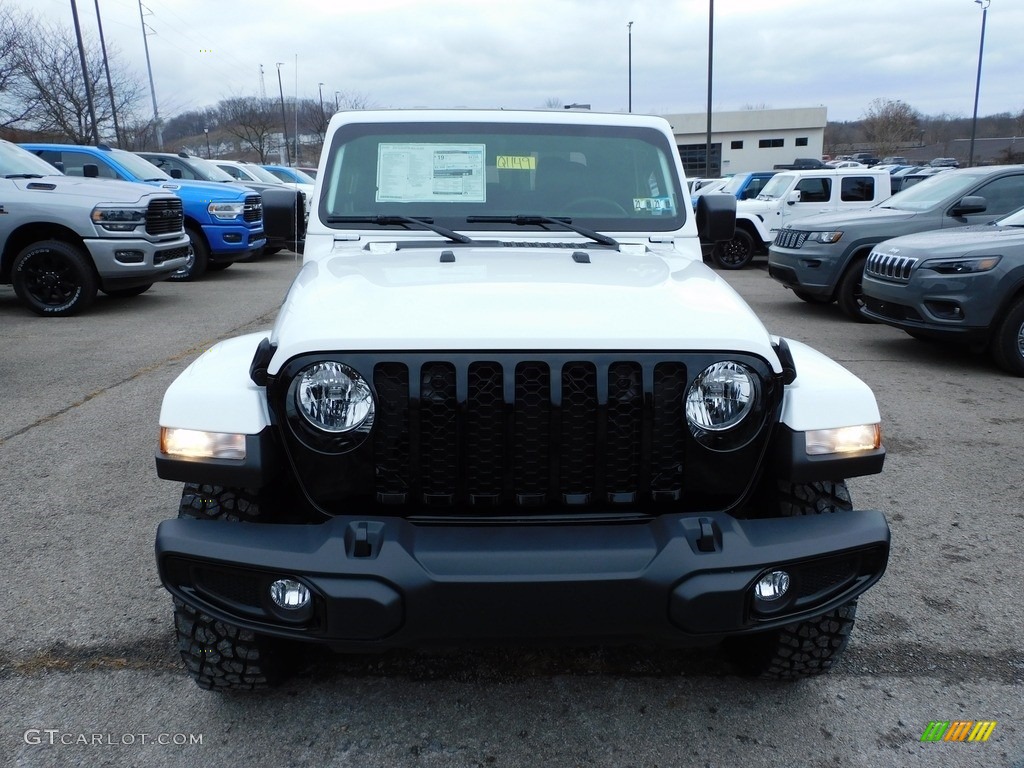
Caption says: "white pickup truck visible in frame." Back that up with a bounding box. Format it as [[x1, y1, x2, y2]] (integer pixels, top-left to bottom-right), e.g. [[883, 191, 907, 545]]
[[711, 168, 892, 269]]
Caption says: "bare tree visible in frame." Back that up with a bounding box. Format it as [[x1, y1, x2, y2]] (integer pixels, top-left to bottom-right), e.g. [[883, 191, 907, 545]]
[[335, 90, 373, 111], [297, 97, 329, 146], [11, 16, 142, 143], [219, 96, 279, 161], [860, 98, 921, 157], [0, 6, 35, 128], [541, 97, 563, 110]]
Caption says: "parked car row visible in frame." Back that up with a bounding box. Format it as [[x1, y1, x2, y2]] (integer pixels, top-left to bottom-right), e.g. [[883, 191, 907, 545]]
[[763, 163, 1024, 375], [0, 139, 310, 316]]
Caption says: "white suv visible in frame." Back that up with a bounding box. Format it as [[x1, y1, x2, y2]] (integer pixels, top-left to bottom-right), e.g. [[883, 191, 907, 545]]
[[153, 109, 890, 690]]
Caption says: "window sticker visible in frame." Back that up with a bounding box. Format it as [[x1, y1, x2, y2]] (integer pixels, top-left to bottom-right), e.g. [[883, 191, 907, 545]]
[[633, 197, 675, 214], [376, 143, 486, 202], [648, 172, 661, 197], [496, 155, 536, 170]]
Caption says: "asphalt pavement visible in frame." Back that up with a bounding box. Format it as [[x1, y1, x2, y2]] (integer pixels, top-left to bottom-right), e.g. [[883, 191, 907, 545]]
[[1, 253, 1021, 768]]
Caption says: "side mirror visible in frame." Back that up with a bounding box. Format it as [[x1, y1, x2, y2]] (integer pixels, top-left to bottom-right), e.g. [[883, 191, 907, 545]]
[[696, 193, 736, 243], [787, 190, 802, 205], [170, 169, 183, 179], [951, 195, 986, 216], [83, 163, 99, 178], [53, 161, 65, 173]]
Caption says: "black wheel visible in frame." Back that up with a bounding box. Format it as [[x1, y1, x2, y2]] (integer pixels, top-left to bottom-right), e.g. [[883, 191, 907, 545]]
[[101, 283, 152, 298], [990, 296, 1024, 376], [12, 240, 97, 317], [168, 226, 209, 282], [564, 197, 628, 215], [793, 290, 830, 305], [713, 229, 755, 269], [724, 480, 860, 679], [836, 256, 872, 322], [172, 483, 301, 690]]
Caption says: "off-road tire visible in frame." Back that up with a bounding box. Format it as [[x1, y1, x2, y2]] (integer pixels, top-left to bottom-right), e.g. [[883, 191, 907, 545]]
[[12, 240, 97, 316], [168, 226, 209, 282], [173, 483, 299, 690], [713, 228, 756, 270], [990, 296, 1024, 376], [174, 598, 292, 692], [101, 283, 152, 298], [724, 480, 859, 679], [836, 256, 871, 322]]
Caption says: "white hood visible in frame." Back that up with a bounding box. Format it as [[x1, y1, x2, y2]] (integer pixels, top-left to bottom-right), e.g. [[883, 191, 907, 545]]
[[268, 245, 780, 372]]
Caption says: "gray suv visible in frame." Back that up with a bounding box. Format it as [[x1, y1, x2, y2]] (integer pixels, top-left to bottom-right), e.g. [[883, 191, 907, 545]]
[[862, 206, 1024, 375], [767, 165, 1024, 320]]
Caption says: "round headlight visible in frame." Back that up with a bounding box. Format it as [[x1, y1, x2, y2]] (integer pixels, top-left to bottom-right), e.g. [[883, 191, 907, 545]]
[[295, 361, 374, 433], [685, 361, 758, 434]]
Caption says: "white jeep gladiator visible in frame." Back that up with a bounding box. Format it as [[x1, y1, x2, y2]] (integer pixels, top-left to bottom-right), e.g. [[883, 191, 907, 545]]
[[154, 109, 890, 690]]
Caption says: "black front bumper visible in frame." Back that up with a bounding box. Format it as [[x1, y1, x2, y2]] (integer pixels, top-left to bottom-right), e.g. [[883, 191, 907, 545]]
[[157, 509, 889, 650]]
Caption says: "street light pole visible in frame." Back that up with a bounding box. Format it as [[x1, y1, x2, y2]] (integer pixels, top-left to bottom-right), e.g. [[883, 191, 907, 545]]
[[706, 0, 714, 178], [335, 90, 341, 110], [204, 126, 210, 158], [318, 82, 325, 114], [276, 62, 291, 165], [627, 21, 633, 113], [968, 0, 990, 168]]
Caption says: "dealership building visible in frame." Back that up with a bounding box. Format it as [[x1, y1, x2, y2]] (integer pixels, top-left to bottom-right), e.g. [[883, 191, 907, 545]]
[[662, 106, 827, 178]]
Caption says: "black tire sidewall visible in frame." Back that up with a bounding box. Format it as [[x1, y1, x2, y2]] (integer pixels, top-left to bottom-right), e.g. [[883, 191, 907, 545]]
[[12, 240, 97, 316], [714, 229, 754, 269], [168, 227, 209, 282], [991, 299, 1024, 376], [837, 256, 871, 322]]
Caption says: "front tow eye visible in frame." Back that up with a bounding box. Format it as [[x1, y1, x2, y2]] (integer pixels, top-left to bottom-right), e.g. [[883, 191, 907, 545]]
[[697, 517, 717, 552]]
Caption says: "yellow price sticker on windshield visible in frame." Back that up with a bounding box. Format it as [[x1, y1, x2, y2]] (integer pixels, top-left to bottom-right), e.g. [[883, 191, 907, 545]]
[[496, 156, 536, 170]]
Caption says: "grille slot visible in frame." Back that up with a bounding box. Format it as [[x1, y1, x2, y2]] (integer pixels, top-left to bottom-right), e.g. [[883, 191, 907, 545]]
[[865, 250, 918, 282], [774, 229, 808, 249], [145, 197, 183, 235], [154, 245, 190, 265]]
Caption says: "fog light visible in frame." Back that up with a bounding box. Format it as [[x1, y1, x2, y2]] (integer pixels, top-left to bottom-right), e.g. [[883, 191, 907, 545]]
[[269, 579, 311, 610], [114, 249, 144, 263], [755, 570, 790, 601]]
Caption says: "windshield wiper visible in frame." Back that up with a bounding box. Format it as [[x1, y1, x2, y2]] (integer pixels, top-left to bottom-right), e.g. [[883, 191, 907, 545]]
[[465, 215, 618, 247], [326, 215, 475, 244], [5, 173, 45, 179]]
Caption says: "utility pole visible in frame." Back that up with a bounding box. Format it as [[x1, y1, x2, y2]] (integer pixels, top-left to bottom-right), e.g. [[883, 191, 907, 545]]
[[137, 0, 163, 149], [70, 0, 100, 144], [93, 0, 122, 146], [627, 21, 633, 114], [276, 62, 291, 165]]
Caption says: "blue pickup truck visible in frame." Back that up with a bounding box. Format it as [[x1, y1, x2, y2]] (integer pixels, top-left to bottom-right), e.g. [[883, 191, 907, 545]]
[[22, 144, 265, 280]]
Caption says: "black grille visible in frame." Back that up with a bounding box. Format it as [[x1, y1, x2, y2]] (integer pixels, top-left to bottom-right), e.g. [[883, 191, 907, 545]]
[[154, 245, 190, 265], [774, 229, 808, 249], [243, 194, 263, 222], [278, 353, 779, 517], [145, 197, 183, 235], [865, 250, 917, 281]]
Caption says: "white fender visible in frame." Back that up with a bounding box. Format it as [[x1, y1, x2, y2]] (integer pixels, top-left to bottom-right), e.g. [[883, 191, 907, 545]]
[[778, 337, 881, 431], [159, 332, 272, 434]]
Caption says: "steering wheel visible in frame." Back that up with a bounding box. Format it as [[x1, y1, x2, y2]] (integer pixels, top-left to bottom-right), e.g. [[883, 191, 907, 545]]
[[563, 197, 629, 215]]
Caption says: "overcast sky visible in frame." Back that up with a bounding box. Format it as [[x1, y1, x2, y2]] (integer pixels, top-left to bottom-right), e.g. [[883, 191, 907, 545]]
[[26, 0, 1024, 125]]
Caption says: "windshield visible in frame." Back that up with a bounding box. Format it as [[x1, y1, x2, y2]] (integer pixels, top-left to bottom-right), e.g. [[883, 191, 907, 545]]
[[719, 174, 748, 195], [109, 148, 171, 180], [997, 205, 1024, 227], [756, 174, 796, 200], [243, 164, 286, 184], [266, 166, 315, 184], [877, 170, 977, 212], [186, 156, 237, 182], [0, 140, 64, 177], [320, 121, 685, 233]]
